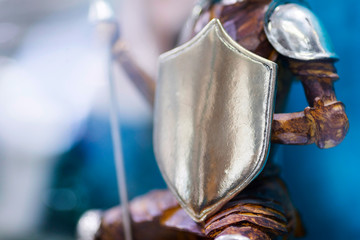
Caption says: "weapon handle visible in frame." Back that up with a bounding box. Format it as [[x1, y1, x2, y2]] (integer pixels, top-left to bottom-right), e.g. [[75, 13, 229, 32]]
[[113, 44, 348, 148], [271, 111, 315, 145], [113, 40, 156, 106]]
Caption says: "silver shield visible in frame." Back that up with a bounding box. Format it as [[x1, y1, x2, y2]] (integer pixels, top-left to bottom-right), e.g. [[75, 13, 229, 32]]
[[154, 19, 277, 222]]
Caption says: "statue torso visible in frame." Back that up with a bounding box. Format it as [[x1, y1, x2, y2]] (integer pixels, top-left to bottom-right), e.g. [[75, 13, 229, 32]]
[[194, 1, 276, 59], [191, 1, 293, 113], [187, 1, 295, 173]]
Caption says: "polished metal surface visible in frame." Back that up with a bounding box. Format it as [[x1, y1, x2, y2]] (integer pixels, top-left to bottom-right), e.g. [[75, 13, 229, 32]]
[[264, 1, 337, 60], [154, 19, 277, 222], [216, 235, 250, 240], [77, 210, 102, 240], [220, 0, 244, 5]]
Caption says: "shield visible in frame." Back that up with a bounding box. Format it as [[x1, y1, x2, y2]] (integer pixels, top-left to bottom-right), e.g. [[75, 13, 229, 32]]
[[153, 19, 277, 222]]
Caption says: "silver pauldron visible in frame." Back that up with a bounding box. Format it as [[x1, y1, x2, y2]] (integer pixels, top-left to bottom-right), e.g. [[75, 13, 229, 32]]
[[264, 0, 338, 61]]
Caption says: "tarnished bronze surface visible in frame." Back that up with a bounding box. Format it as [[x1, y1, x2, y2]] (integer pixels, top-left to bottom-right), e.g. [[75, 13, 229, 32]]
[[96, 176, 305, 240], [95, 191, 209, 240]]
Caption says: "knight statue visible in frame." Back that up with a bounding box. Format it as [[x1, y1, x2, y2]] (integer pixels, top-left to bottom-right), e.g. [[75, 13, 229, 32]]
[[79, 0, 349, 239]]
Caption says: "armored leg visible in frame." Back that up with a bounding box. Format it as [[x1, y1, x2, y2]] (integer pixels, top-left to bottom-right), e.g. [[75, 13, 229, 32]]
[[94, 190, 208, 240], [93, 174, 304, 240], [204, 175, 305, 240]]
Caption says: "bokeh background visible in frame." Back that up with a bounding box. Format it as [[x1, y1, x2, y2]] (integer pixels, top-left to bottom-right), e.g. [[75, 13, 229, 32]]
[[0, 0, 358, 239], [282, 0, 360, 239]]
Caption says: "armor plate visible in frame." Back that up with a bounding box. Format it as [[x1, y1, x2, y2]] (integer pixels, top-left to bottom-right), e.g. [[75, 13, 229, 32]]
[[154, 19, 277, 222], [265, 0, 337, 60]]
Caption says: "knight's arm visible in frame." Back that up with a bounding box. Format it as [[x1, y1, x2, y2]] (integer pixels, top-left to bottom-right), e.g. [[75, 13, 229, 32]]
[[271, 60, 349, 148], [266, 2, 349, 148], [292, 60, 348, 149]]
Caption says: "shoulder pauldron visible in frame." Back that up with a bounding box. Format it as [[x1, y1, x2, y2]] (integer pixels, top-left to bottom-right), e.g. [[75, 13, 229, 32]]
[[264, 0, 338, 61]]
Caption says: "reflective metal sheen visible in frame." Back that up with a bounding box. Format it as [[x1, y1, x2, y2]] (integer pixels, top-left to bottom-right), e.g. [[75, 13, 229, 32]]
[[216, 235, 251, 240], [220, 0, 244, 5], [154, 19, 277, 222], [264, 1, 337, 61], [77, 210, 102, 240]]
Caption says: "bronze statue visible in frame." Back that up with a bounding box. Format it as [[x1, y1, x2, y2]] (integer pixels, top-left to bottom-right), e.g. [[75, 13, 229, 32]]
[[84, 0, 349, 239]]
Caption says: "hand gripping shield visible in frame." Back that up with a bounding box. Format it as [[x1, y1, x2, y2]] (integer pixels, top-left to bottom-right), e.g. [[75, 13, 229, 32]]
[[154, 19, 277, 222]]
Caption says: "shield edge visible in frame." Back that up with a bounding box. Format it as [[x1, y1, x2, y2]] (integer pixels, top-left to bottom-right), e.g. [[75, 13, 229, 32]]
[[154, 18, 278, 222]]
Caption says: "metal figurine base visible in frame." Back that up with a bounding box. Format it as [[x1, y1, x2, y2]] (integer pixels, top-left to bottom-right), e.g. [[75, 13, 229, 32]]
[[90, 0, 349, 239]]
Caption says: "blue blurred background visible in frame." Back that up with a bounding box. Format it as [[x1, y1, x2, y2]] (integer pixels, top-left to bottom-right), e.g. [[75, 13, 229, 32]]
[[0, 0, 358, 239], [282, 0, 360, 239]]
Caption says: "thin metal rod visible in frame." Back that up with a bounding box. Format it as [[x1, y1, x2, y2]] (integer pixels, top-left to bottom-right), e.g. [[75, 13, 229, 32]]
[[88, 0, 132, 238], [108, 44, 133, 240]]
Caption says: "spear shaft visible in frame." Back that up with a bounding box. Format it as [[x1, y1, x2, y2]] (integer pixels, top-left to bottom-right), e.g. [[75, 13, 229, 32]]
[[89, 1, 133, 240]]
